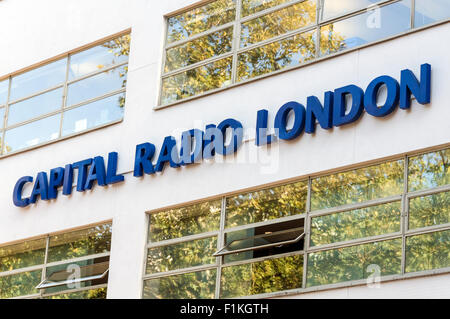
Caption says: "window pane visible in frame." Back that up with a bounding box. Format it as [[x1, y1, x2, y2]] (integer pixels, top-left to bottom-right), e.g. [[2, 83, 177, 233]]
[[167, 0, 236, 43], [237, 30, 315, 82], [307, 239, 402, 287], [43, 257, 109, 294], [10, 59, 67, 102], [0, 107, 5, 129], [67, 65, 128, 107], [0, 239, 46, 273], [240, 1, 316, 47], [62, 93, 125, 136], [320, 1, 411, 56], [311, 160, 404, 211], [47, 224, 112, 263], [220, 254, 303, 298], [241, 0, 292, 16], [0, 79, 8, 105], [44, 287, 107, 299], [321, 0, 382, 21], [146, 237, 217, 274], [149, 200, 222, 242], [143, 269, 217, 299], [415, 0, 450, 28], [406, 230, 450, 273], [408, 148, 450, 192], [4, 114, 60, 153], [165, 27, 233, 73], [161, 57, 232, 105], [7, 88, 63, 126], [409, 191, 450, 230], [311, 202, 402, 246], [0, 270, 42, 299], [69, 34, 130, 79]]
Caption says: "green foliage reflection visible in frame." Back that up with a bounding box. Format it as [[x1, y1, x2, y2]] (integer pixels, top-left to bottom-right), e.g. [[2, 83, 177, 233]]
[[409, 191, 450, 230], [408, 148, 450, 191]]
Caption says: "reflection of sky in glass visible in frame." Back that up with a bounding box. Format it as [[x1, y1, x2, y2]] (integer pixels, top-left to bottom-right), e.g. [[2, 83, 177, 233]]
[[321, 1, 411, 54], [415, 0, 450, 28], [62, 93, 124, 136], [67, 65, 127, 107], [322, 0, 381, 20], [4, 114, 60, 153], [69, 43, 129, 80], [10, 59, 67, 102], [0, 79, 8, 105], [0, 107, 5, 129], [8, 88, 63, 127]]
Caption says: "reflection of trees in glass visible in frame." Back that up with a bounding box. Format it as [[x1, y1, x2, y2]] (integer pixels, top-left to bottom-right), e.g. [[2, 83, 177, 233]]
[[409, 191, 450, 230], [165, 27, 233, 73], [311, 202, 401, 246], [225, 181, 308, 228], [408, 149, 450, 192], [311, 160, 404, 211], [143, 269, 217, 299], [47, 224, 112, 263], [241, 0, 292, 16], [0, 270, 42, 299], [149, 200, 222, 242], [220, 255, 303, 298], [406, 230, 450, 273], [320, 24, 347, 55], [307, 239, 402, 287], [0, 239, 46, 272], [45, 288, 107, 299], [167, 0, 236, 43], [146, 237, 217, 274]]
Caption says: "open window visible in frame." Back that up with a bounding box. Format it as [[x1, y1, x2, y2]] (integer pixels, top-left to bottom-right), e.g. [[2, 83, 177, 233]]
[[214, 219, 305, 258], [36, 256, 109, 290]]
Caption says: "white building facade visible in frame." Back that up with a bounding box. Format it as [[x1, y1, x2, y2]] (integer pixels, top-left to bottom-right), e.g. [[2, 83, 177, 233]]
[[0, 0, 449, 299]]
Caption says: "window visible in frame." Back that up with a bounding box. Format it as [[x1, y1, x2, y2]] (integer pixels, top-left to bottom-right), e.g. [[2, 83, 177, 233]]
[[0, 33, 130, 155], [160, 0, 450, 105], [143, 146, 450, 298], [0, 223, 111, 299]]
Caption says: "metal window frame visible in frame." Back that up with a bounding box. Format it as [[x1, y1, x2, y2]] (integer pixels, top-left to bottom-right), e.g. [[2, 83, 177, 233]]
[[0, 223, 112, 299], [0, 32, 131, 158], [158, 0, 433, 107], [143, 145, 450, 298]]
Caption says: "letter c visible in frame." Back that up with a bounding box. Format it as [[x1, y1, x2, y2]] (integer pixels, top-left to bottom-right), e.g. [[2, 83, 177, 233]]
[[13, 176, 33, 208]]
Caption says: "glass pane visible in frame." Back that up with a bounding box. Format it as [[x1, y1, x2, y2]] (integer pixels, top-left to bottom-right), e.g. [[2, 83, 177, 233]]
[[0, 79, 8, 105], [10, 59, 67, 102], [69, 34, 130, 79], [161, 57, 232, 105], [44, 287, 107, 299], [167, 0, 236, 43], [67, 65, 128, 107], [149, 200, 222, 242], [224, 219, 304, 263], [406, 230, 450, 273], [226, 181, 307, 228], [237, 30, 315, 82], [7, 88, 63, 126], [220, 254, 303, 298], [241, 0, 292, 16], [321, 0, 382, 21], [0, 107, 5, 129], [0, 239, 46, 273], [165, 27, 233, 73], [43, 257, 109, 294], [310, 202, 402, 246], [146, 237, 217, 274], [311, 160, 404, 211], [409, 191, 450, 230], [408, 148, 450, 191], [415, 0, 450, 28], [240, 1, 316, 47], [4, 114, 60, 153], [47, 224, 112, 263], [320, 1, 411, 56], [307, 239, 402, 287], [143, 269, 217, 299], [0, 270, 42, 299], [62, 93, 125, 137]]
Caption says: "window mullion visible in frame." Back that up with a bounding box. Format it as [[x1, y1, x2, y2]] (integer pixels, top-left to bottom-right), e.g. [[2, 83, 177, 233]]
[[302, 177, 312, 289]]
